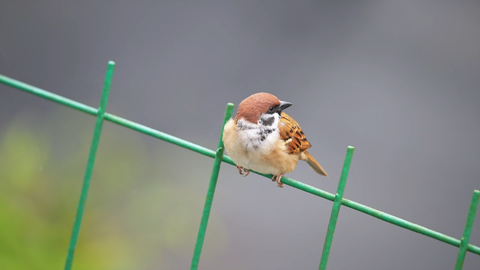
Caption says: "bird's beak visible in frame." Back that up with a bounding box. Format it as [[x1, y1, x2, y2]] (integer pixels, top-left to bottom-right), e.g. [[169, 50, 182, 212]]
[[278, 100, 292, 112]]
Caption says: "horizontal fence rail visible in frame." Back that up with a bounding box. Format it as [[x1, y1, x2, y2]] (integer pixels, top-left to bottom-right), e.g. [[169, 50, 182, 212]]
[[1, 64, 479, 270]]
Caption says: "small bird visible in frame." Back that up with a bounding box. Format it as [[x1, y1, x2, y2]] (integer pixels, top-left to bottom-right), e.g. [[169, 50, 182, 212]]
[[223, 92, 328, 187]]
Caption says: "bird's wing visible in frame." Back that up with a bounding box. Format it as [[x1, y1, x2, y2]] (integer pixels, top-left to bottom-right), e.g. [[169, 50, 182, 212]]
[[278, 112, 312, 154]]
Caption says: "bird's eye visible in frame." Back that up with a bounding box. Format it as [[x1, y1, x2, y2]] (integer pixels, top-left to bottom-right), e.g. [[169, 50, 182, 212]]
[[268, 106, 275, 113]]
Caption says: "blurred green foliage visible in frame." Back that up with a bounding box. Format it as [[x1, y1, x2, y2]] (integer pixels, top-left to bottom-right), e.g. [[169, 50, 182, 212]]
[[0, 110, 227, 269]]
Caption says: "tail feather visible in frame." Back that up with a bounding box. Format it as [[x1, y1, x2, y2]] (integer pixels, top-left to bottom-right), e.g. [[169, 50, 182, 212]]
[[302, 151, 328, 177]]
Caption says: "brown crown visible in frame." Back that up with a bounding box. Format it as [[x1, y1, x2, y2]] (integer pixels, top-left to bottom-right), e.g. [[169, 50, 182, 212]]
[[234, 93, 281, 124]]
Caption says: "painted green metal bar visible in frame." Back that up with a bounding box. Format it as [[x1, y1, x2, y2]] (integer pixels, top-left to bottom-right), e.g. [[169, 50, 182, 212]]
[[64, 61, 115, 270], [454, 190, 480, 270], [0, 74, 97, 115], [104, 113, 219, 161], [191, 103, 234, 270], [0, 74, 220, 162], [1, 73, 480, 257], [341, 196, 480, 255], [319, 146, 354, 270]]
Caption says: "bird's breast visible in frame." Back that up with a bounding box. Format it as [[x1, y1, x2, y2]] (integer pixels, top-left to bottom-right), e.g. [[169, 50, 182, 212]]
[[222, 119, 299, 175]]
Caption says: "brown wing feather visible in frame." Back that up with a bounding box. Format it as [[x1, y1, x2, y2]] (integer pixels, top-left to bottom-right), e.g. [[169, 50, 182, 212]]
[[278, 112, 312, 154]]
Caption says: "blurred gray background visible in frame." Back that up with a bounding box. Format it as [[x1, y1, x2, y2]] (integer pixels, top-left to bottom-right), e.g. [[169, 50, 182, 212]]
[[1, 1, 479, 270]]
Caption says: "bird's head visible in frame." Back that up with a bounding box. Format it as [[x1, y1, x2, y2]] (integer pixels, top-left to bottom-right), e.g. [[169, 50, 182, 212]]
[[234, 93, 292, 127]]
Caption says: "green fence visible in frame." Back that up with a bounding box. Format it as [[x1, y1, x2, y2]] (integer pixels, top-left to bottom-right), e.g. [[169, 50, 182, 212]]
[[1, 61, 478, 270]]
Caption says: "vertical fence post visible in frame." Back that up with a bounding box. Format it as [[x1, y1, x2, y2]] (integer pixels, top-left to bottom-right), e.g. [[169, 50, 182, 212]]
[[319, 146, 355, 270], [64, 61, 115, 270], [454, 190, 480, 270], [190, 103, 234, 270]]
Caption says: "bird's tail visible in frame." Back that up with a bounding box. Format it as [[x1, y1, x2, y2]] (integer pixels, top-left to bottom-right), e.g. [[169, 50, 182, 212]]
[[302, 151, 328, 177]]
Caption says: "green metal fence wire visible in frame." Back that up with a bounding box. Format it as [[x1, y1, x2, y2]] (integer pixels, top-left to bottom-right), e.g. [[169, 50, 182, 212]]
[[64, 61, 115, 269], [319, 146, 354, 270], [456, 190, 480, 270], [0, 61, 479, 270], [190, 103, 234, 269]]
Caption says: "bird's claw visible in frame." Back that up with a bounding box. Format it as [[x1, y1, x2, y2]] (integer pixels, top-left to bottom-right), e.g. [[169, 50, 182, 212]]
[[271, 173, 285, 188], [237, 165, 250, 177]]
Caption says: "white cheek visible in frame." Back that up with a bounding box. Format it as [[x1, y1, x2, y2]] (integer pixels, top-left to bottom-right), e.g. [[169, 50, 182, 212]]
[[258, 113, 280, 127]]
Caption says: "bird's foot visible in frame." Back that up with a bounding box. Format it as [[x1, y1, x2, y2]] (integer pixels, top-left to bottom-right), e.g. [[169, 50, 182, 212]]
[[271, 173, 285, 188], [237, 165, 250, 177]]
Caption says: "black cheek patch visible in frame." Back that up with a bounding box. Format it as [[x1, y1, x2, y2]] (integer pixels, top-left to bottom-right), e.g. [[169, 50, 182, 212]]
[[261, 116, 275, 126]]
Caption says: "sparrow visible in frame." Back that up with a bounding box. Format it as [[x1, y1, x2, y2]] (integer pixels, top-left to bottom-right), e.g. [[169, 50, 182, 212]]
[[222, 92, 328, 187]]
